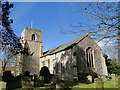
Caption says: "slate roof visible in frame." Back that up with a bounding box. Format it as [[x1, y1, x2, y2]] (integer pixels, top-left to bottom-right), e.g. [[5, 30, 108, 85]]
[[41, 34, 88, 57]]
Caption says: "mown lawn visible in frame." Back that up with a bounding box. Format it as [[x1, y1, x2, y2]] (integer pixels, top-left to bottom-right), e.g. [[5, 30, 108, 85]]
[[72, 78, 118, 88], [0, 78, 119, 89], [61, 78, 118, 88], [34, 78, 119, 89], [0, 81, 6, 89]]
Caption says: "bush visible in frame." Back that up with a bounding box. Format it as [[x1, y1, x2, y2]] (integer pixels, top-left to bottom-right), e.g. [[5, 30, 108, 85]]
[[40, 66, 53, 83], [2, 71, 14, 82]]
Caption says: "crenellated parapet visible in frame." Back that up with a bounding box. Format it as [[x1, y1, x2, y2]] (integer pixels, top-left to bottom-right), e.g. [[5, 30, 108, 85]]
[[23, 26, 42, 32]]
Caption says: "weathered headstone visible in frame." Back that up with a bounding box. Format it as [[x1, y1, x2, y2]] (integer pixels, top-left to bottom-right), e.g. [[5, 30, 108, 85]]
[[35, 76, 44, 87], [51, 75, 58, 85], [87, 75, 92, 83], [99, 75, 107, 82], [21, 76, 33, 89], [111, 74, 116, 85], [94, 78, 104, 89], [56, 82, 65, 89]]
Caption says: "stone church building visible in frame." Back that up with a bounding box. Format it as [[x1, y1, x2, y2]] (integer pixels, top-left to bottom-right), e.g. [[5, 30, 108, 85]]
[[15, 26, 108, 80]]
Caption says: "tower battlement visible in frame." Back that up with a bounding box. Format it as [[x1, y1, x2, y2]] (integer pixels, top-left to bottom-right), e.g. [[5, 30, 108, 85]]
[[23, 26, 42, 32]]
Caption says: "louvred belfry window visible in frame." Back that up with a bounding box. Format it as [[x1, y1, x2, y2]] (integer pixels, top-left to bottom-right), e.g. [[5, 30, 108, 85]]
[[32, 34, 35, 40]]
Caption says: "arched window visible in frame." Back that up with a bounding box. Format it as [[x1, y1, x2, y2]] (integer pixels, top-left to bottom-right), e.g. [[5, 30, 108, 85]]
[[86, 47, 94, 67], [31, 34, 35, 40]]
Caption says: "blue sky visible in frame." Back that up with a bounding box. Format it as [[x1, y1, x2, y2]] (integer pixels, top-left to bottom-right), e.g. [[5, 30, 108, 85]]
[[10, 2, 90, 51], [9, 2, 118, 53]]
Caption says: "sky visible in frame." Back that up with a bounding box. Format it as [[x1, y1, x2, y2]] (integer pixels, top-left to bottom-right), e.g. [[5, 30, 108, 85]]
[[9, 2, 118, 53], [10, 2, 91, 51]]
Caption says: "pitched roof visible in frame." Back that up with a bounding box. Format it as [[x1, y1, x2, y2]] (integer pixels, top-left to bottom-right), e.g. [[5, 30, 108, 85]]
[[41, 34, 88, 57]]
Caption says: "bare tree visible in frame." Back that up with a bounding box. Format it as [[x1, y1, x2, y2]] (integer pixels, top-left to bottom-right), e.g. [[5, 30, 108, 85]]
[[1, 47, 16, 72], [62, 2, 119, 45], [103, 44, 118, 60]]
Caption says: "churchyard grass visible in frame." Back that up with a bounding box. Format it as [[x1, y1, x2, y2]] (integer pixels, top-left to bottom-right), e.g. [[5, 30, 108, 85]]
[[0, 81, 6, 89], [1, 78, 119, 89], [34, 78, 119, 89], [73, 78, 118, 88]]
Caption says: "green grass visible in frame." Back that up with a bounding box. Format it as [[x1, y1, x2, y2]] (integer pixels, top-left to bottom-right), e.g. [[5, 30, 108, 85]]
[[1, 78, 119, 89], [104, 78, 118, 88], [57, 78, 118, 88], [34, 84, 56, 90], [0, 81, 6, 89], [73, 82, 94, 88]]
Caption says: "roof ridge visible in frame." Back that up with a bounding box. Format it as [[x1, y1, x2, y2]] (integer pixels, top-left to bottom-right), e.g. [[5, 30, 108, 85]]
[[61, 34, 88, 46], [43, 34, 88, 56]]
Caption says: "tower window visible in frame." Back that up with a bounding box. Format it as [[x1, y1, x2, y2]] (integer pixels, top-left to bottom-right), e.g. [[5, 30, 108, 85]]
[[31, 34, 35, 40]]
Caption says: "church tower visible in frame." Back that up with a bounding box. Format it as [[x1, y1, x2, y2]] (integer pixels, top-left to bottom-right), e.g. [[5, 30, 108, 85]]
[[15, 26, 43, 75]]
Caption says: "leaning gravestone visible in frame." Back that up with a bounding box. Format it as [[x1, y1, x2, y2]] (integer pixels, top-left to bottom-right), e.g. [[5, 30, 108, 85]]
[[94, 78, 104, 89], [87, 75, 92, 83], [51, 75, 58, 85], [111, 74, 116, 85], [35, 76, 44, 87]]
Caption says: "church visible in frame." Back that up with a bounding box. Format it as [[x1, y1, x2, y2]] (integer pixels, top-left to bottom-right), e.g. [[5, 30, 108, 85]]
[[15, 26, 108, 81]]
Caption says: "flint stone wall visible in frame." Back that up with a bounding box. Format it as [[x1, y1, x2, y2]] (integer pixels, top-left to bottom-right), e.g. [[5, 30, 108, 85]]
[[40, 35, 108, 81]]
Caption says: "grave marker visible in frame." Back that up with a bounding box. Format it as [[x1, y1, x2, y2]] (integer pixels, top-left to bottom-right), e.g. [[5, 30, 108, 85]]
[[51, 75, 58, 85], [87, 75, 92, 83], [111, 74, 116, 85], [94, 78, 104, 89]]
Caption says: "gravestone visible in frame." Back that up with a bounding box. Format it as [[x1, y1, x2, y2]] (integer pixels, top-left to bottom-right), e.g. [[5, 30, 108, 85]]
[[99, 75, 107, 82], [87, 75, 92, 83], [94, 78, 104, 89], [51, 75, 58, 85], [21, 76, 33, 89], [111, 74, 116, 85], [35, 76, 44, 87], [56, 82, 65, 89]]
